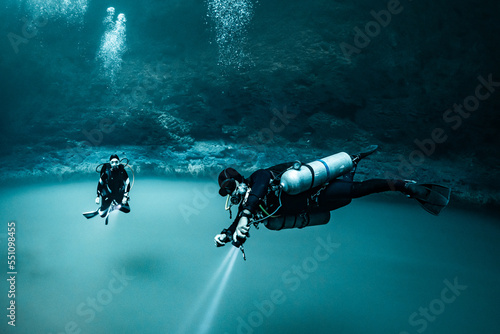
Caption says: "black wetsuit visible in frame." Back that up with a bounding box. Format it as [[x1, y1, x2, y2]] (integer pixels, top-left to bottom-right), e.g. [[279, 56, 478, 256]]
[[222, 163, 407, 236], [97, 164, 131, 215]]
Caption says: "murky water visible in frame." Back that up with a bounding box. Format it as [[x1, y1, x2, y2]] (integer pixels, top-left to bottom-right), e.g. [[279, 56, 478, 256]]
[[0, 178, 498, 333]]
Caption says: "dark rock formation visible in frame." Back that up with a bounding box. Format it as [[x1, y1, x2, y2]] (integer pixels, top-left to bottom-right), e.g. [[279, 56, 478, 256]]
[[0, 0, 499, 207]]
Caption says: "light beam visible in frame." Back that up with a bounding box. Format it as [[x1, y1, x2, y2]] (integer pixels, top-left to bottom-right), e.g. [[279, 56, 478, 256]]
[[176, 247, 237, 334], [197, 247, 239, 334]]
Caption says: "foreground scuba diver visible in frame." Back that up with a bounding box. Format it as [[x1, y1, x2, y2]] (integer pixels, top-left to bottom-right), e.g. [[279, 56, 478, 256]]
[[213, 146, 451, 256], [83, 154, 133, 224]]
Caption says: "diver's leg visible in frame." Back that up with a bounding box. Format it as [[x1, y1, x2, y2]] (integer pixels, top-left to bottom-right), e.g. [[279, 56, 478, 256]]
[[319, 178, 449, 216], [279, 191, 312, 215], [352, 179, 451, 215], [350, 145, 379, 165], [114, 191, 130, 213], [119, 202, 130, 213], [99, 198, 112, 217], [343, 167, 355, 181], [350, 179, 407, 198], [317, 180, 354, 211], [346, 145, 379, 181], [317, 178, 409, 210]]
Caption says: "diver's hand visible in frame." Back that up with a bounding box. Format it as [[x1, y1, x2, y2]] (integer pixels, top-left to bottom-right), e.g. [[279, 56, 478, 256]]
[[214, 234, 228, 247], [121, 197, 128, 205], [95, 197, 100, 205], [235, 216, 250, 240]]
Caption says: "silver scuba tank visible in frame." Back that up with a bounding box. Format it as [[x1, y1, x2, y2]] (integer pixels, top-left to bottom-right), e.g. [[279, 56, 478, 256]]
[[280, 152, 353, 195]]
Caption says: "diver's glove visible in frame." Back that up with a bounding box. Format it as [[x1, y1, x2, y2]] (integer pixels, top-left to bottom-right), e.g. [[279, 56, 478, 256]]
[[121, 195, 129, 205], [234, 216, 250, 241], [214, 234, 228, 247], [95, 197, 100, 205], [214, 229, 232, 247]]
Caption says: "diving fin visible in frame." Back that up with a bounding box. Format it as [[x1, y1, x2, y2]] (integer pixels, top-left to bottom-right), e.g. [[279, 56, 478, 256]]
[[83, 210, 99, 219], [407, 183, 451, 216], [103, 208, 112, 225], [351, 145, 379, 165]]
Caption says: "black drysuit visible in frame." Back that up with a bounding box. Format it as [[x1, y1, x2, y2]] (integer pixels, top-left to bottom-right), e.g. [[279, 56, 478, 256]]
[[222, 164, 407, 236], [97, 164, 131, 215]]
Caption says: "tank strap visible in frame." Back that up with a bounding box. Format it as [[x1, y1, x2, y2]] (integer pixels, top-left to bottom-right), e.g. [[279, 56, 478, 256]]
[[317, 159, 331, 180], [303, 164, 315, 189]]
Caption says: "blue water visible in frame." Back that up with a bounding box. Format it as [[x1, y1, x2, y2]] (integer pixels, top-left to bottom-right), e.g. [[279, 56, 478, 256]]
[[1, 0, 499, 332], [0, 178, 499, 333]]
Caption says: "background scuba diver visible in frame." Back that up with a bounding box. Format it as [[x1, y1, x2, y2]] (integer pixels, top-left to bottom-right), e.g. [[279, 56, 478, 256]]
[[213, 145, 451, 249], [83, 154, 131, 224]]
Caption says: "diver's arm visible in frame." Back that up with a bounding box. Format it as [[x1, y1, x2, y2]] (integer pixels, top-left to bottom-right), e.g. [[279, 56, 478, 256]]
[[229, 170, 271, 241], [243, 169, 272, 215], [97, 175, 105, 197], [122, 169, 130, 202], [96, 176, 106, 204], [214, 216, 241, 246], [225, 216, 240, 237], [214, 169, 272, 247]]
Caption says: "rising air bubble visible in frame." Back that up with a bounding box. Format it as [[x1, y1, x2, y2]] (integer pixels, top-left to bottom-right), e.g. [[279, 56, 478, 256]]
[[96, 8, 127, 84], [24, 0, 89, 22], [207, 0, 254, 68], [103, 7, 116, 30]]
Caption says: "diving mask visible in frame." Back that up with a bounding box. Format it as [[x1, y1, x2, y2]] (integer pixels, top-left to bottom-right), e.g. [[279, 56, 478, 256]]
[[110, 158, 120, 170], [230, 182, 249, 206]]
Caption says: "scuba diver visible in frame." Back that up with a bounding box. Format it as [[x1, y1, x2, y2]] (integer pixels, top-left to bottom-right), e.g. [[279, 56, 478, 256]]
[[213, 145, 451, 255], [83, 154, 133, 224]]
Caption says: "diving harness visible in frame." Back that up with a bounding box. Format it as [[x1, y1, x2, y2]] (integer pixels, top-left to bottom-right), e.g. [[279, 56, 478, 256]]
[[96, 157, 136, 194]]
